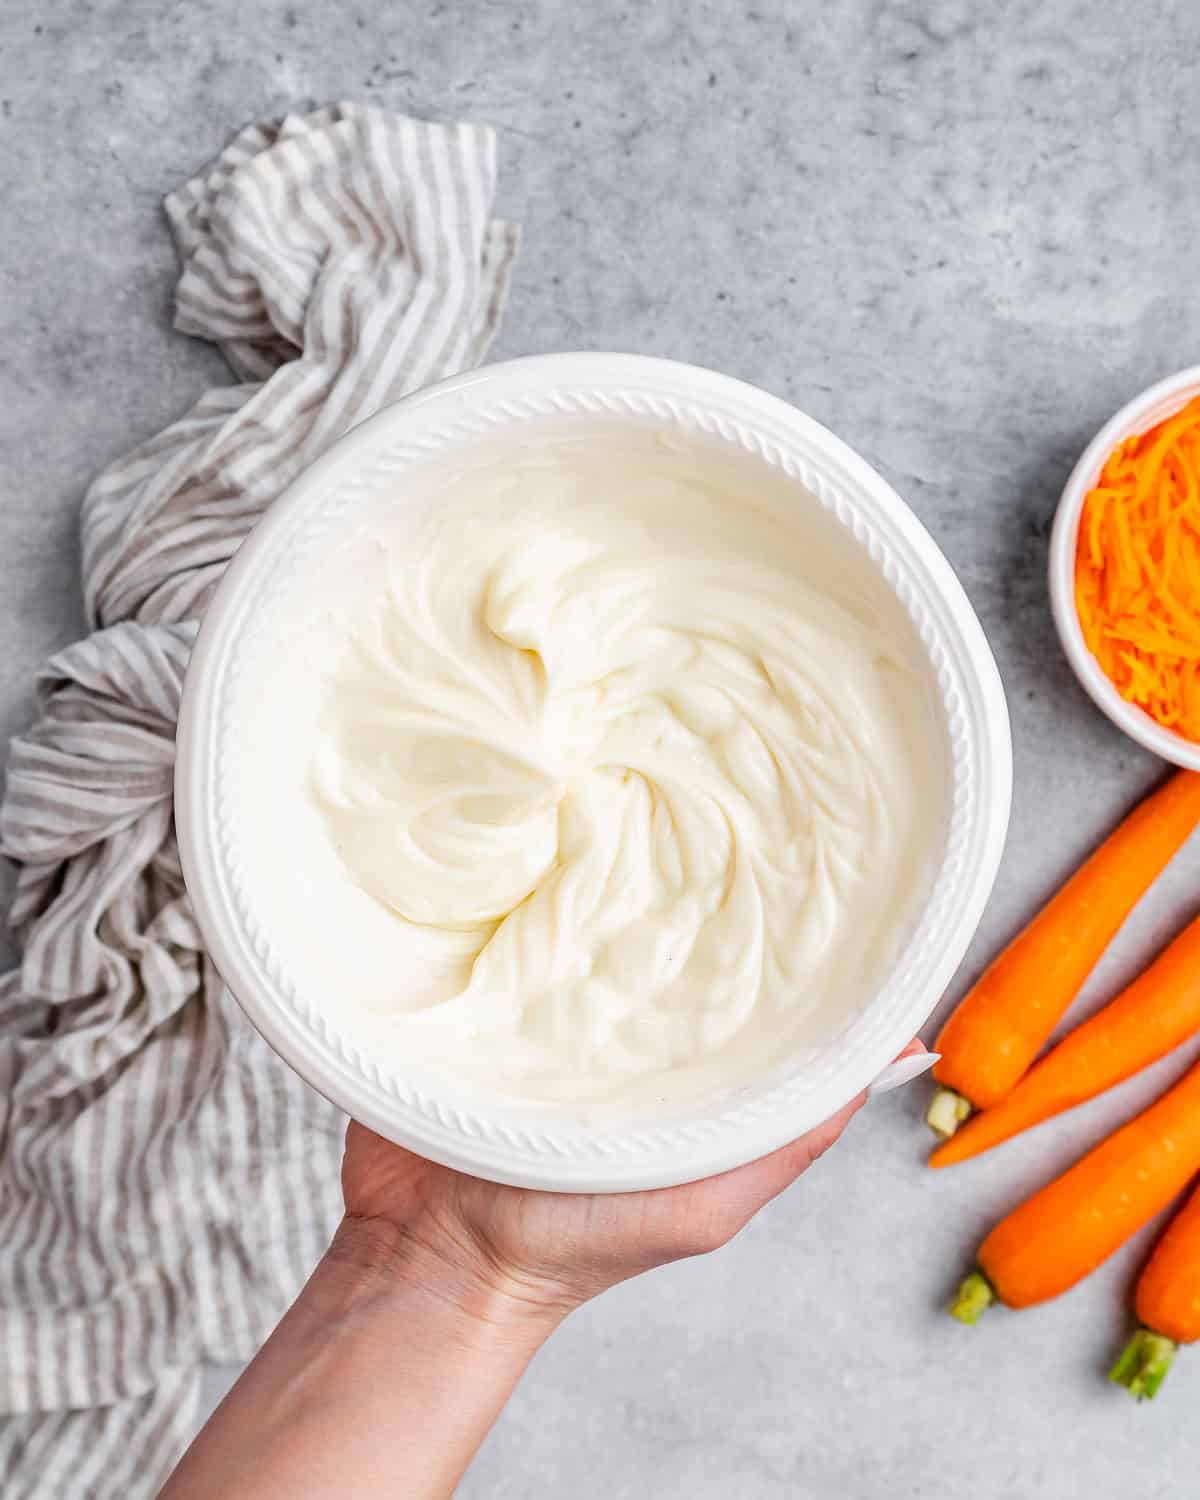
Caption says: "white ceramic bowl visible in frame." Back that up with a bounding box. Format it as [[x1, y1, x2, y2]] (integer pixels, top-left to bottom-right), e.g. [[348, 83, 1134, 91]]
[[176, 353, 1012, 1191], [1050, 365, 1200, 768]]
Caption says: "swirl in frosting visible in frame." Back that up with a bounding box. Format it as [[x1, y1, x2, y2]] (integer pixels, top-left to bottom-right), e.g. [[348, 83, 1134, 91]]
[[300, 427, 939, 1107]]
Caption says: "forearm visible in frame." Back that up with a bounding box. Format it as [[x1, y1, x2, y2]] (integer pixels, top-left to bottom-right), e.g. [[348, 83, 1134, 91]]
[[160, 1216, 561, 1500]]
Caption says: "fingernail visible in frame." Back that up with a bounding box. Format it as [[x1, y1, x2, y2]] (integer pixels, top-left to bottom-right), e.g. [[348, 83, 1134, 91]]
[[866, 1051, 940, 1098]]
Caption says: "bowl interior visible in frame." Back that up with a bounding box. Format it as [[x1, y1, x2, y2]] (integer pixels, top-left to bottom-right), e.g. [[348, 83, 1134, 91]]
[[178, 354, 1011, 1188], [233, 416, 952, 1109]]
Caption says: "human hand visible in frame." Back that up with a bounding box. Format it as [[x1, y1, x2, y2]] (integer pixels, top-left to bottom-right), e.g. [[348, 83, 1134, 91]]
[[163, 1040, 923, 1500], [336, 1038, 925, 1330]]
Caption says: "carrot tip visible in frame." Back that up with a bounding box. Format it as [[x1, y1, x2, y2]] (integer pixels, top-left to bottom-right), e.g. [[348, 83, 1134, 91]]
[[926, 1087, 972, 1139], [1109, 1328, 1177, 1400], [948, 1269, 995, 1326]]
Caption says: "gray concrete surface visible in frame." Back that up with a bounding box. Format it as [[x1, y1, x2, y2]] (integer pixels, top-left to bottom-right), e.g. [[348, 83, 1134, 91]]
[[4, 1, 1200, 1494]]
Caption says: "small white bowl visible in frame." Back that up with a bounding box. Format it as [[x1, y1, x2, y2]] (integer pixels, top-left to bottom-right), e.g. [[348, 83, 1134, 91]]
[[176, 353, 1012, 1191], [1050, 365, 1200, 768]]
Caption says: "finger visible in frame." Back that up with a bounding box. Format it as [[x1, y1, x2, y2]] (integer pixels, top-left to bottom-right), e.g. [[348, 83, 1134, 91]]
[[891, 1036, 927, 1062], [866, 1036, 937, 1097], [743, 1036, 926, 1202], [693, 1091, 867, 1230], [754, 1091, 867, 1196]]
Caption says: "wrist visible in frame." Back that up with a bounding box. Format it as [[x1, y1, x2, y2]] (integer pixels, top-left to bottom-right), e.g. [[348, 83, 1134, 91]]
[[321, 1212, 567, 1352], [164, 1212, 556, 1499]]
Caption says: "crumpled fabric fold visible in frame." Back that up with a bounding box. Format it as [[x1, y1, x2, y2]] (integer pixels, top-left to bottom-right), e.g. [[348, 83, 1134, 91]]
[[0, 101, 517, 1499]]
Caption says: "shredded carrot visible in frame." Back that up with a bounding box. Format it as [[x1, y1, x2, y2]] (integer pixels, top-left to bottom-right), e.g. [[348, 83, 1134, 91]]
[[1076, 396, 1200, 741]]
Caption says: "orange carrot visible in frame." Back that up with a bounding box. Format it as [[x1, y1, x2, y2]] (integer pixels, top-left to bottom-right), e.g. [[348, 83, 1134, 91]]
[[926, 770, 1200, 1138], [948, 1057, 1200, 1323], [1075, 396, 1200, 741], [930, 912, 1200, 1167], [1111, 1178, 1200, 1399]]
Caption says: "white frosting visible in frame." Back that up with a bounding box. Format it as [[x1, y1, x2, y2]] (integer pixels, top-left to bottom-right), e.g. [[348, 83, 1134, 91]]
[[241, 425, 943, 1113]]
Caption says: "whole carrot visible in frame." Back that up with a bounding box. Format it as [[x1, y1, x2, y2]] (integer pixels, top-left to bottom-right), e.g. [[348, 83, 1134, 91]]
[[927, 770, 1200, 1139], [1111, 1178, 1200, 1399], [948, 1056, 1200, 1323], [930, 913, 1200, 1167]]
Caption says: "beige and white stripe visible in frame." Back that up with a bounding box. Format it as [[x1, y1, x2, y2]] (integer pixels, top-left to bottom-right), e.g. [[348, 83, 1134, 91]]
[[0, 102, 518, 1499]]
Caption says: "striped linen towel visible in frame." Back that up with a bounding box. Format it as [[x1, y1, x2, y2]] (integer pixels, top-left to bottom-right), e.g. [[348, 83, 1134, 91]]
[[0, 102, 518, 1499]]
